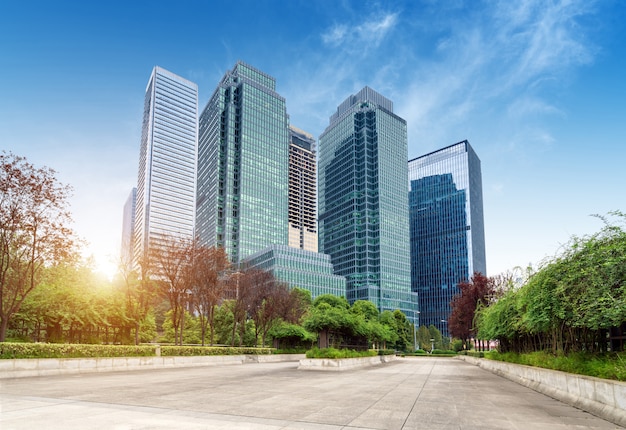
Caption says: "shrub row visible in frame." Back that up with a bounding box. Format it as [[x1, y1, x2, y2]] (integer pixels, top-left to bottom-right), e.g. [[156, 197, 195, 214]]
[[0, 343, 275, 359], [160, 346, 272, 356], [0, 343, 155, 359], [458, 350, 484, 358], [305, 347, 378, 359]]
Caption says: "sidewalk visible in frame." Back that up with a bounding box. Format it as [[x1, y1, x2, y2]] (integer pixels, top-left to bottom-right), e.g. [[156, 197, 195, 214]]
[[0, 357, 620, 429]]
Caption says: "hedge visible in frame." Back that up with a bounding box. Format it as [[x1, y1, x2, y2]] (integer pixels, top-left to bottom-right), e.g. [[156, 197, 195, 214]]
[[0, 343, 274, 359], [160, 346, 273, 356], [0, 343, 155, 359]]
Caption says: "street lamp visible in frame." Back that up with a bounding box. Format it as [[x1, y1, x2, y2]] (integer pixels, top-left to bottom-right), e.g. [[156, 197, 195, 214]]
[[413, 310, 420, 352], [430, 338, 435, 354]]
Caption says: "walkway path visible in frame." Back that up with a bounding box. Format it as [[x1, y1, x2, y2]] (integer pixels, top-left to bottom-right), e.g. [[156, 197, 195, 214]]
[[0, 357, 621, 429]]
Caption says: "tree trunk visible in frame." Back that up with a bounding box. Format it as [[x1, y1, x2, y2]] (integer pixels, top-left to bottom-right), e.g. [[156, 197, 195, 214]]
[[135, 322, 140, 345], [0, 317, 8, 342]]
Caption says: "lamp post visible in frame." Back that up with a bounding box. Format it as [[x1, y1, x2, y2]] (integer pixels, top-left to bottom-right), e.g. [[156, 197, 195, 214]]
[[440, 319, 448, 350], [430, 338, 435, 354], [413, 310, 421, 352]]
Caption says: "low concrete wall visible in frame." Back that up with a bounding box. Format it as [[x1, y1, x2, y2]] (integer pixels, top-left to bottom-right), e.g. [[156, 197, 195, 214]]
[[298, 354, 396, 371], [458, 355, 626, 427], [0, 354, 305, 379]]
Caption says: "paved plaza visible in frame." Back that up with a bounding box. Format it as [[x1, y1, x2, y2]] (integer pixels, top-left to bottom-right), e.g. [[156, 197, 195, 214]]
[[0, 357, 621, 429]]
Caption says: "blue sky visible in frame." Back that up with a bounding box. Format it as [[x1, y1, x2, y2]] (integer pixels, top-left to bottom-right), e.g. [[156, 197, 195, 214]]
[[2, 0, 625, 278]]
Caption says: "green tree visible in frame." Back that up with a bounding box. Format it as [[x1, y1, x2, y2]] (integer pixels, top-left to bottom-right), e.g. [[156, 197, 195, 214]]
[[0, 152, 78, 341], [304, 295, 358, 348]]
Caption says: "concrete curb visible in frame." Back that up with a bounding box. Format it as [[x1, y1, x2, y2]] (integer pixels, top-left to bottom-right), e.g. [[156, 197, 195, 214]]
[[0, 354, 305, 379], [457, 355, 626, 427], [298, 354, 396, 371]]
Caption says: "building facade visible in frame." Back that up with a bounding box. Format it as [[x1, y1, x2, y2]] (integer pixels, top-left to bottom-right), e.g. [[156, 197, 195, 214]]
[[196, 62, 289, 264], [318, 87, 417, 320], [133, 66, 198, 266], [288, 125, 318, 252], [243, 245, 346, 299], [121, 187, 136, 269], [408, 140, 486, 336]]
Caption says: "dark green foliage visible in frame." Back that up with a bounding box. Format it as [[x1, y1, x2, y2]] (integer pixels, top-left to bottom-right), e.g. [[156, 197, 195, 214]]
[[477, 211, 626, 354], [160, 346, 272, 356], [305, 347, 377, 359]]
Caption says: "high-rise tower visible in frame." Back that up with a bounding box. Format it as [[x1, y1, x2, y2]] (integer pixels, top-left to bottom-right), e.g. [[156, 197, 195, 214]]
[[133, 66, 198, 266], [318, 87, 416, 318], [288, 125, 317, 252], [196, 62, 289, 264], [121, 187, 136, 269], [408, 140, 486, 336]]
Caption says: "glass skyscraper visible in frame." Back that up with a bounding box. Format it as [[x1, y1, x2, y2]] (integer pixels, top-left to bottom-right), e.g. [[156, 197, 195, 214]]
[[318, 87, 417, 319], [121, 187, 136, 269], [133, 66, 198, 266], [408, 140, 486, 336], [196, 62, 289, 264]]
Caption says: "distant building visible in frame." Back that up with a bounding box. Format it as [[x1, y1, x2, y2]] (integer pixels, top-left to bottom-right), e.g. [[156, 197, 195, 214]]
[[133, 66, 198, 267], [196, 62, 289, 264], [408, 140, 486, 336], [243, 245, 345, 299], [288, 126, 318, 252], [121, 187, 136, 269], [318, 87, 417, 321]]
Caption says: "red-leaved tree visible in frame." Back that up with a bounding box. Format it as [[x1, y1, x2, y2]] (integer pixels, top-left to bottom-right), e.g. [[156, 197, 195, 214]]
[[448, 272, 494, 350]]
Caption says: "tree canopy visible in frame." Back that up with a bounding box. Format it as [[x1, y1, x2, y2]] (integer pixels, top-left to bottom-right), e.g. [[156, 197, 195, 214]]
[[476, 211, 626, 354], [0, 152, 77, 341]]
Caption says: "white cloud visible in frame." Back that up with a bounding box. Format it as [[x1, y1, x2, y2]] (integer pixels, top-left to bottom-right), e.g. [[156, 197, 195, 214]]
[[320, 12, 399, 50], [321, 24, 348, 46]]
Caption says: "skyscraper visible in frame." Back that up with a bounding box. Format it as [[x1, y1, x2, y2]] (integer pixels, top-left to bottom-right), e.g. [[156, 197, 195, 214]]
[[196, 62, 289, 264], [318, 87, 417, 319], [133, 66, 198, 266], [288, 125, 317, 252], [121, 187, 136, 269], [408, 140, 486, 336]]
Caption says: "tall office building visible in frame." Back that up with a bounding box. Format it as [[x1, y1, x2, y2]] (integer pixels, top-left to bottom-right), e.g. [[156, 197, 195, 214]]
[[318, 87, 417, 319], [408, 140, 486, 336], [121, 187, 136, 269], [288, 126, 317, 252], [133, 66, 198, 266], [196, 62, 289, 264]]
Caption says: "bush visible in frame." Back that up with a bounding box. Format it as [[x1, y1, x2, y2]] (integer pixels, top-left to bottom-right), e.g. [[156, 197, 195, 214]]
[[305, 347, 377, 359], [0, 343, 156, 359], [160, 346, 273, 356], [274, 347, 308, 354], [432, 349, 457, 355]]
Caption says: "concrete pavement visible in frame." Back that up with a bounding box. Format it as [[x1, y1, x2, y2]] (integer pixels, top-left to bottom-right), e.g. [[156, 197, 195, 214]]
[[0, 357, 621, 429]]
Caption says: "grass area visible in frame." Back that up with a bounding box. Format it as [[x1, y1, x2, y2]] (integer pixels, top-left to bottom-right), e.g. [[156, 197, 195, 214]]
[[485, 351, 626, 382]]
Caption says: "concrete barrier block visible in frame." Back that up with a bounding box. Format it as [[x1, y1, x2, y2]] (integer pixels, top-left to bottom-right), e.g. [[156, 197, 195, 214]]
[[565, 374, 580, 397], [38, 359, 61, 370], [577, 376, 596, 401], [594, 379, 615, 407], [0, 360, 14, 371], [13, 358, 39, 371], [60, 359, 81, 370], [614, 382, 626, 410]]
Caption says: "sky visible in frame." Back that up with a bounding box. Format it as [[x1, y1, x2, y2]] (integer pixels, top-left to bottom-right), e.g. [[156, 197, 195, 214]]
[[1, 0, 625, 279]]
